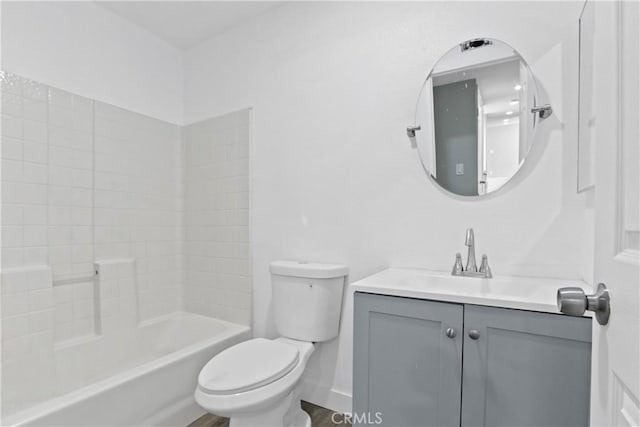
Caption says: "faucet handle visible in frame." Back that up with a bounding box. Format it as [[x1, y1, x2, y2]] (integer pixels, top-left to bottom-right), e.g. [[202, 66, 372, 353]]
[[479, 254, 492, 278], [451, 253, 464, 276]]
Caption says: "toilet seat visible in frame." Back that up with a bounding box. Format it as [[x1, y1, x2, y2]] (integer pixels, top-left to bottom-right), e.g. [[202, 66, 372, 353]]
[[198, 338, 299, 395], [195, 337, 315, 420]]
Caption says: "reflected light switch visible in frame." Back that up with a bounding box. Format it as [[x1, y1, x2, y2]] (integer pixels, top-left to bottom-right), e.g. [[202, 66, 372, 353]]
[[456, 163, 464, 175]]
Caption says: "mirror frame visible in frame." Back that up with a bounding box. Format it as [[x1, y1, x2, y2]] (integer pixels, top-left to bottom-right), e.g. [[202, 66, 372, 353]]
[[410, 38, 549, 200]]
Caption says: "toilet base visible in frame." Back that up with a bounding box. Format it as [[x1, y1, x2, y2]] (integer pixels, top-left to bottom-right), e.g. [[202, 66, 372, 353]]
[[289, 405, 311, 427], [228, 389, 309, 427]]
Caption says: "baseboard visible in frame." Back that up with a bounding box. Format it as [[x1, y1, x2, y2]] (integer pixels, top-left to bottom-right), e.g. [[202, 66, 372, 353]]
[[301, 381, 352, 415]]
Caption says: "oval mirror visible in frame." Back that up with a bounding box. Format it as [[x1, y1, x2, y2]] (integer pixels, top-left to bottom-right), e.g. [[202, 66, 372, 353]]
[[410, 38, 551, 197]]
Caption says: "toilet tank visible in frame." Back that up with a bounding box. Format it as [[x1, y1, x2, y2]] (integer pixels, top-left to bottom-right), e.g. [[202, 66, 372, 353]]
[[269, 260, 348, 342]]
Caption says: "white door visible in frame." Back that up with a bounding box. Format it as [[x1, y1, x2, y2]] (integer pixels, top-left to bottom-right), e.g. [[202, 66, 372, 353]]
[[590, 1, 640, 426]]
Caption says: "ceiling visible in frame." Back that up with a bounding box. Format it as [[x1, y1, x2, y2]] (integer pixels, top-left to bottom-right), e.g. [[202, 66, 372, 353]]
[[96, 1, 284, 50]]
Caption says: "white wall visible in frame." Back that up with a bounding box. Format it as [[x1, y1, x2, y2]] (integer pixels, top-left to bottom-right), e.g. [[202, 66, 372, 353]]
[[1, 1, 183, 124], [184, 1, 590, 411]]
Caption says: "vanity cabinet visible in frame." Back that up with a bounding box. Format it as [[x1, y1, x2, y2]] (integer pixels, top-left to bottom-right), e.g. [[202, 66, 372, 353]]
[[353, 292, 464, 427], [353, 292, 592, 427]]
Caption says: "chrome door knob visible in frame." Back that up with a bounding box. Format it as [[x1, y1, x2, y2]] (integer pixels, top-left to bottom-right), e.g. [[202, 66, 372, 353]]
[[556, 287, 588, 316], [557, 283, 610, 325], [445, 327, 457, 338], [468, 329, 480, 340]]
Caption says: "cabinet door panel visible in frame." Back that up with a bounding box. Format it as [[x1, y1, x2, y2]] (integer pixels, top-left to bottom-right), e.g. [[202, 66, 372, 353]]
[[461, 305, 592, 427], [353, 292, 463, 427]]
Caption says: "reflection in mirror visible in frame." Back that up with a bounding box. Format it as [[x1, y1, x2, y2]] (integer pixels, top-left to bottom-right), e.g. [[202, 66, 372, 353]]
[[413, 38, 545, 197]]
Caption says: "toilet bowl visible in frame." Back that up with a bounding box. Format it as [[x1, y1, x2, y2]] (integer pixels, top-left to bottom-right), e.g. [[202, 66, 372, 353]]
[[195, 337, 314, 427], [195, 260, 348, 427]]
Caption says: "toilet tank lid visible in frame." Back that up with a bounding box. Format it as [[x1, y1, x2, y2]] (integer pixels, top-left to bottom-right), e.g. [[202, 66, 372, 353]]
[[269, 260, 348, 279]]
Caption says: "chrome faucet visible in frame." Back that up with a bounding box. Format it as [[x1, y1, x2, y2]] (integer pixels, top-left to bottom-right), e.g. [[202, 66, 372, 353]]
[[465, 228, 477, 272], [452, 228, 492, 278]]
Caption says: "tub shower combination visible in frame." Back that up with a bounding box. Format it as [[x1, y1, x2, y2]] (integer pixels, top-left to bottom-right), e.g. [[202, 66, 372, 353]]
[[1, 262, 250, 427], [1, 72, 252, 426]]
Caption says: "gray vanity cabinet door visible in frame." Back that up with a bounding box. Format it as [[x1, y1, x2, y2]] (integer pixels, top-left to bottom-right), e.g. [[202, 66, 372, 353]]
[[461, 305, 592, 427], [353, 292, 463, 427]]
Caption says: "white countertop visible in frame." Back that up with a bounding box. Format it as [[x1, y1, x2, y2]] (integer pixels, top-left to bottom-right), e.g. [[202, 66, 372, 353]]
[[350, 268, 593, 316]]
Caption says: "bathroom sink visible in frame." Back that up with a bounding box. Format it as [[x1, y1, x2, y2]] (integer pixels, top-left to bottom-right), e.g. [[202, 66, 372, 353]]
[[350, 268, 591, 315]]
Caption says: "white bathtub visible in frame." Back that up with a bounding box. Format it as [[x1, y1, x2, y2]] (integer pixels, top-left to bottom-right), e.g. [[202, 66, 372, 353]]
[[2, 312, 251, 427]]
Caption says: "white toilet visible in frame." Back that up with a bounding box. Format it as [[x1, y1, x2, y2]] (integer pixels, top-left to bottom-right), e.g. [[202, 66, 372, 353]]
[[195, 260, 348, 427]]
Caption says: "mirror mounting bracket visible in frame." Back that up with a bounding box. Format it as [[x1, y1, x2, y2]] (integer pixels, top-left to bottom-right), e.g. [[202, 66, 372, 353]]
[[460, 38, 493, 52], [531, 104, 553, 119], [406, 125, 421, 138]]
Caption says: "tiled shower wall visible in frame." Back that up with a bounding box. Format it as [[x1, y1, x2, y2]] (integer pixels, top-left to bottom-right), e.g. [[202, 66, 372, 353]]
[[1, 72, 252, 337], [92, 102, 182, 320], [1, 72, 252, 416], [183, 111, 252, 325], [1, 72, 183, 347]]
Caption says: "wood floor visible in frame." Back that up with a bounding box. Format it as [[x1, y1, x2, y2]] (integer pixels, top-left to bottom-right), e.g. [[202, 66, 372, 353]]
[[187, 401, 350, 427]]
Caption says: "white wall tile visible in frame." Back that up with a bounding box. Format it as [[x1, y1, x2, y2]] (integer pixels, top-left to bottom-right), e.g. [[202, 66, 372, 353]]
[[23, 119, 47, 143], [2, 136, 23, 160], [28, 309, 54, 333], [23, 162, 47, 184], [49, 106, 74, 129], [26, 267, 53, 291], [23, 247, 48, 265], [28, 288, 54, 311], [2, 248, 24, 268], [23, 183, 47, 205], [2, 314, 30, 339], [182, 110, 251, 325], [2, 114, 23, 139], [23, 99, 47, 122], [2, 204, 23, 225], [2, 226, 24, 247], [23, 141, 47, 164], [23, 225, 47, 246], [1, 70, 24, 94], [48, 88, 73, 108], [2, 92, 23, 117], [2, 159, 23, 182], [22, 80, 48, 102], [2, 292, 30, 317]]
